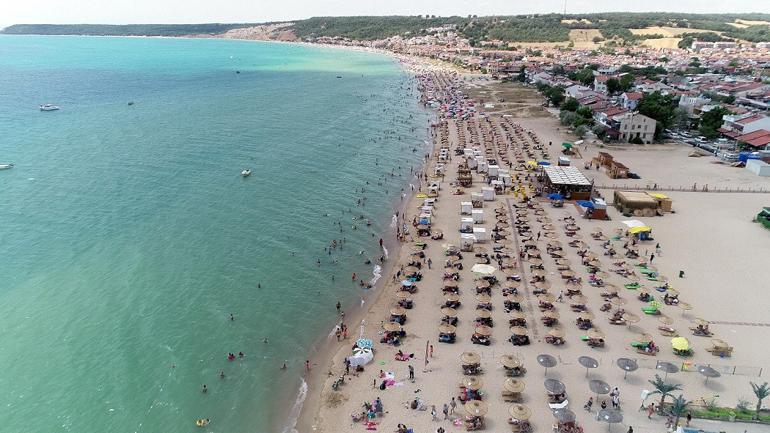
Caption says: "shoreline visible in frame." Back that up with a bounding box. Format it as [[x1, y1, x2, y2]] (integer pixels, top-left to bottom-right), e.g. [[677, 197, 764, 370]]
[[281, 60, 445, 433], [287, 63, 450, 433]]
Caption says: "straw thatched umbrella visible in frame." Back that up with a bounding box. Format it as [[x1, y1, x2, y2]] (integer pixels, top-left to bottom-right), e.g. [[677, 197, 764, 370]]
[[509, 311, 526, 320], [383, 322, 402, 332], [637, 333, 653, 343], [500, 355, 522, 369], [390, 306, 406, 316], [579, 312, 595, 321], [462, 376, 483, 390], [561, 269, 576, 278], [439, 324, 456, 334], [509, 404, 531, 420], [441, 307, 457, 317], [476, 294, 492, 304], [403, 266, 420, 275], [504, 377, 525, 393], [532, 269, 546, 278], [534, 281, 551, 291], [659, 315, 673, 325], [548, 328, 565, 338], [537, 294, 555, 303], [475, 325, 492, 336], [476, 309, 492, 319], [570, 294, 588, 304], [678, 302, 692, 315], [464, 400, 488, 417], [542, 310, 560, 319], [510, 326, 528, 336], [623, 313, 640, 325], [444, 293, 460, 302], [395, 291, 411, 300], [475, 279, 491, 290], [460, 352, 481, 365], [610, 297, 627, 307], [587, 329, 604, 339]]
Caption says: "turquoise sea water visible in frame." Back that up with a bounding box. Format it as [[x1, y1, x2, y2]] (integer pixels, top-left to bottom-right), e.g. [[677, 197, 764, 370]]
[[0, 35, 429, 433]]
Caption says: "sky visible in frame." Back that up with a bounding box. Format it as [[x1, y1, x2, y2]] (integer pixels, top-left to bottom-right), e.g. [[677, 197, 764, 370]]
[[2, 0, 769, 28]]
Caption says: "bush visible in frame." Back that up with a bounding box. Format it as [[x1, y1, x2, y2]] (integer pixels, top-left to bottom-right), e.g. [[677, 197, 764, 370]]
[[630, 136, 645, 144]]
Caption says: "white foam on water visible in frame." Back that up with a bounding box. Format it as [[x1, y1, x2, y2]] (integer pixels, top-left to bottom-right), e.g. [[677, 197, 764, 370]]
[[390, 214, 398, 228], [280, 378, 308, 433], [370, 264, 382, 285], [382, 245, 389, 260]]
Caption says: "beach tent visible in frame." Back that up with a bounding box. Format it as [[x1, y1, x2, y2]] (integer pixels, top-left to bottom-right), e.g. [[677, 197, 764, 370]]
[[576, 200, 594, 208], [628, 226, 651, 234], [348, 347, 374, 367], [622, 220, 646, 229], [562, 142, 573, 149], [548, 193, 564, 200], [538, 161, 551, 166]]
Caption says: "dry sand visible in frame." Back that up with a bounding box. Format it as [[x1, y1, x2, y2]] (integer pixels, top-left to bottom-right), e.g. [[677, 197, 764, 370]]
[[297, 82, 770, 433]]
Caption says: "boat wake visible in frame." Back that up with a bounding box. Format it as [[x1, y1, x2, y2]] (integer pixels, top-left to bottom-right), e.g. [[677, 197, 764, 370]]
[[280, 378, 308, 433]]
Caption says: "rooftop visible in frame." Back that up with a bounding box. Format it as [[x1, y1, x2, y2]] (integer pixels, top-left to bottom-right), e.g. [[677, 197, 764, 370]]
[[543, 166, 592, 186]]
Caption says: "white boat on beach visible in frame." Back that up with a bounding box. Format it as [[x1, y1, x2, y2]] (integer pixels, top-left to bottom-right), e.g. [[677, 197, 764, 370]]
[[241, 169, 251, 177], [0, 163, 13, 170], [39, 104, 60, 111]]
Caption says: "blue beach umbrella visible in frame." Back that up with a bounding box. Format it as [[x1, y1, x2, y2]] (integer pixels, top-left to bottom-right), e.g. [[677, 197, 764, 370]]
[[356, 339, 374, 350], [548, 193, 564, 200]]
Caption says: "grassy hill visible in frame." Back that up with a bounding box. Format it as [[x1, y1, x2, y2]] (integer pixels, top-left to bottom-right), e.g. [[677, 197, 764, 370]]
[[3, 13, 770, 43]]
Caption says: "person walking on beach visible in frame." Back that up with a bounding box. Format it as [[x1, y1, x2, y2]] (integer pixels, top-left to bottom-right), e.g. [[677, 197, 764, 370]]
[[305, 360, 311, 372], [649, 253, 655, 263], [427, 258, 432, 269], [450, 397, 456, 414], [429, 344, 434, 358], [336, 301, 341, 313], [408, 365, 415, 382], [647, 402, 655, 419], [442, 403, 449, 420], [431, 405, 438, 421]]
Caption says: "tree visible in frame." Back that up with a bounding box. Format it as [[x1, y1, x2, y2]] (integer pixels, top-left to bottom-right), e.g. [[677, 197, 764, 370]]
[[547, 86, 566, 107], [637, 91, 678, 138], [576, 106, 594, 121], [669, 395, 691, 428], [648, 374, 683, 408], [561, 98, 579, 112], [751, 382, 770, 420], [606, 77, 621, 94], [619, 74, 635, 92], [592, 123, 607, 139], [699, 106, 731, 139], [570, 68, 595, 85], [574, 125, 588, 139], [673, 107, 691, 130], [559, 110, 578, 126]]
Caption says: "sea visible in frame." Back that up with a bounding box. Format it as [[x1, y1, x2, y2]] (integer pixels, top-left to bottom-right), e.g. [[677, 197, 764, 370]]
[[0, 35, 431, 433]]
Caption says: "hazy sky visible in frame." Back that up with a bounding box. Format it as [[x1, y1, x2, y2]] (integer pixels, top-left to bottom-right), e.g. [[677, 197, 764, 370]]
[[2, 0, 769, 28]]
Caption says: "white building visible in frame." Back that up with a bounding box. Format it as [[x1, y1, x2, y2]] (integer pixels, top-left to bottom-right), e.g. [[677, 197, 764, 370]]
[[619, 113, 656, 144]]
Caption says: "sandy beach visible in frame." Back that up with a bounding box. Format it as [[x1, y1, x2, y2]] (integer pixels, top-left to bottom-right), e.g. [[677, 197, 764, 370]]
[[295, 74, 770, 433]]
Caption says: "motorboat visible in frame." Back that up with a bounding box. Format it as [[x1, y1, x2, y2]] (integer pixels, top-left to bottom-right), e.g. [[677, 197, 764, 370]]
[[0, 163, 13, 170], [40, 104, 60, 111], [241, 169, 251, 177]]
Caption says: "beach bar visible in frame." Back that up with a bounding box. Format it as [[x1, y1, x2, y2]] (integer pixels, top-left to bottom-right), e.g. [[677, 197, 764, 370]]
[[540, 166, 593, 200]]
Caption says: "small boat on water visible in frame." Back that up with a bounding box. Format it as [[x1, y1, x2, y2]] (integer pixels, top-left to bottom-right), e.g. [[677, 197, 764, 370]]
[[241, 169, 251, 177], [39, 104, 60, 111], [0, 163, 13, 170]]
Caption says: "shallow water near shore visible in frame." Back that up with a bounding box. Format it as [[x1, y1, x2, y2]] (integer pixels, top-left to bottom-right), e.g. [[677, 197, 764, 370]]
[[0, 35, 429, 433]]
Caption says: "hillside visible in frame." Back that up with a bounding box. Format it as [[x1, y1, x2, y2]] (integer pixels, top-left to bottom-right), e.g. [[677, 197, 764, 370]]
[[3, 13, 770, 43]]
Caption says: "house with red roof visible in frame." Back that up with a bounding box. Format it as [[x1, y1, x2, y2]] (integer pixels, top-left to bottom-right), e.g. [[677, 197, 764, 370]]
[[736, 129, 770, 150], [719, 113, 770, 138], [620, 92, 643, 110]]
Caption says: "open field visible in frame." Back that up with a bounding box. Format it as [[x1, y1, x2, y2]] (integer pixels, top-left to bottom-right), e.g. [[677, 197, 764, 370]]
[[568, 29, 604, 49], [630, 26, 724, 37]]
